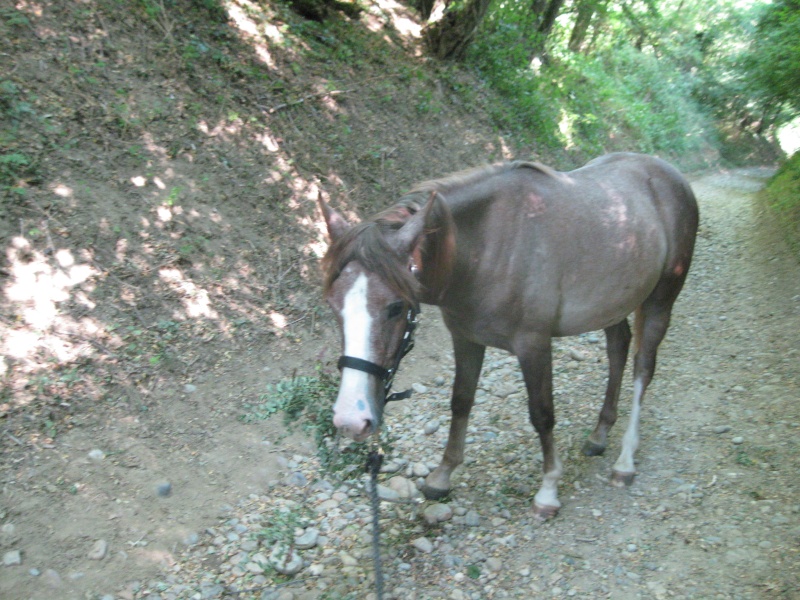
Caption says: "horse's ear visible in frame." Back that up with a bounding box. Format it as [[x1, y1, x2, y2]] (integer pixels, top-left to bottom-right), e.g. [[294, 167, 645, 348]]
[[318, 193, 350, 241], [392, 192, 439, 255]]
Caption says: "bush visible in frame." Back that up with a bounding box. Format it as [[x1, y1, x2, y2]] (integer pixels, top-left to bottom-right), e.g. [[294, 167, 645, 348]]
[[760, 151, 800, 257]]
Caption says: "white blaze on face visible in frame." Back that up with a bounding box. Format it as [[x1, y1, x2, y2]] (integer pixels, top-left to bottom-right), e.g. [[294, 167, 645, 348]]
[[333, 272, 377, 440]]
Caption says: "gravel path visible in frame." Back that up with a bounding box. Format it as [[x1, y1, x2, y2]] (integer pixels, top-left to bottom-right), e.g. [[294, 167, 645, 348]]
[[136, 168, 800, 600]]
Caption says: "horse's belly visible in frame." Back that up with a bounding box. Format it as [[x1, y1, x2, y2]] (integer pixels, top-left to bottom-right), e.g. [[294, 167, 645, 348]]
[[555, 270, 661, 335]]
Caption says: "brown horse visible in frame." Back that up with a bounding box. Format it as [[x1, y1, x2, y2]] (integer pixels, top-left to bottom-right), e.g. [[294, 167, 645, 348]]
[[318, 153, 698, 518]]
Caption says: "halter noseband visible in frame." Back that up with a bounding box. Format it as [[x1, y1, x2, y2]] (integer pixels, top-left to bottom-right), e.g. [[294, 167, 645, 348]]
[[337, 303, 419, 403]]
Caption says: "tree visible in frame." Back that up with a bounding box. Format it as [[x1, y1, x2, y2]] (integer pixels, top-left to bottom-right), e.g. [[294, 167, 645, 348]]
[[741, 0, 800, 130], [526, 0, 566, 60], [567, 0, 610, 53], [423, 0, 495, 61]]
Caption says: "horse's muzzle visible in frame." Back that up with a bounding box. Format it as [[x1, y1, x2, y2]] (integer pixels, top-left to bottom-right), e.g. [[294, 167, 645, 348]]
[[333, 411, 374, 442]]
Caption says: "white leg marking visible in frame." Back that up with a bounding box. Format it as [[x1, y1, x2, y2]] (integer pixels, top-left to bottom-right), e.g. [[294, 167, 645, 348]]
[[534, 453, 563, 509], [333, 273, 376, 438], [613, 378, 644, 474]]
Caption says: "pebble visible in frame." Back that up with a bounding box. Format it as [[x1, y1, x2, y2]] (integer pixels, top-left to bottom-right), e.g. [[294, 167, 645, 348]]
[[412, 537, 434, 553], [88, 540, 108, 560], [268, 544, 303, 575], [387, 476, 419, 499], [486, 557, 503, 572], [155, 481, 173, 497], [87, 449, 106, 462], [568, 349, 588, 361], [376, 485, 400, 502], [294, 528, 319, 550], [465, 510, 481, 527], [184, 383, 197, 393], [732, 436, 744, 445], [423, 503, 453, 524], [713, 425, 732, 434], [3, 550, 21, 566], [412, 462, 431, 477], [423, 419, 440, 435], [412, 383, 428, 394]]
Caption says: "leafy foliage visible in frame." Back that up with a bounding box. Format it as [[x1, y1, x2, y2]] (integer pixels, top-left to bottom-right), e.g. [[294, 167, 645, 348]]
[[759, 151, 800, 257], [242, 369, 392, 476], [739, 0, 800, 129]]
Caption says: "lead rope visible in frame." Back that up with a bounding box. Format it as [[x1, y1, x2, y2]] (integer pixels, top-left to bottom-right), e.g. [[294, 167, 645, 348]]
[[366, 446, 386, 600]]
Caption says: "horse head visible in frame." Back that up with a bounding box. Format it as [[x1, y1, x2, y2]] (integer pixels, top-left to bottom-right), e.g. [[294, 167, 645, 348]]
[[318, 194, 437, 441]]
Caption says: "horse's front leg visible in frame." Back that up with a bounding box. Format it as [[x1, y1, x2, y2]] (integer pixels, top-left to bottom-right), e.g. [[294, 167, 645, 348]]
[[517, 335, 562, 519], [421, 335, 485, 500]]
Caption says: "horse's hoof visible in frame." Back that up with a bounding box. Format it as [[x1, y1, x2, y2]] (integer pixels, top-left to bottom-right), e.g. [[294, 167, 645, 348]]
[[611, 470, 636, 487], [582, 440, 606, 456], [419, 483, 450, 501], [533, 503, 559, 520]]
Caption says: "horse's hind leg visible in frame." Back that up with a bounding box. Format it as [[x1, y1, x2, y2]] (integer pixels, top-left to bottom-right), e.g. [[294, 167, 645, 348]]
[[422, 334, 485, 500], [611, 303, 673, 486], [583, 319, 632, 456]]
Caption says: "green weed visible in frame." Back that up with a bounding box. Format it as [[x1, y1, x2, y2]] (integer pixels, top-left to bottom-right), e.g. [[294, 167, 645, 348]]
[[242, 369, 392, 476]]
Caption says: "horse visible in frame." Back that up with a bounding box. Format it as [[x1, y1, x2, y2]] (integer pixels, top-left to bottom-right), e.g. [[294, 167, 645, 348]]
[[317, 152, 698, 518]]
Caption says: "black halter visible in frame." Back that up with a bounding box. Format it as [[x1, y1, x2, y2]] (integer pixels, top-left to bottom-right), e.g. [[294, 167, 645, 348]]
[[337, 303, 420, 403]]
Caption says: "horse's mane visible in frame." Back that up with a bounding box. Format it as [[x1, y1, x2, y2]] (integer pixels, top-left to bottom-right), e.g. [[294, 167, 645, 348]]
[[322, 162, 552, 303], [321, 194, 455, 304], [410, 160, 557, 196]]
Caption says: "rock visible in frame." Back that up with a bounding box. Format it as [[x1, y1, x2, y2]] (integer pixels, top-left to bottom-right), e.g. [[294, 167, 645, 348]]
[[3, 550, 21, 566], [569, 349, 588, 361], [412, 383, 428, 394], [269, 544, 303, 575], [412, 537, 434, 553], [412, 462, 430, 477], [732, 436, 744, 445], [287, 471, 307, 487], [423, 503, 453, 525], [713, 425, 732, 434], [376, 485, 400, 502], [465, 510, 481, 527], [339, 551, 358, 567], [42, 569, 62, 588], [87, 449, 106, 462], [380, 460, 402, 473], [423, 419, 440, 435], [387, 476, 419, 499], [486, 557, 503, 572], [88, 539, 108, 560], [294, 528, 319, 549], [155, 481, 172, 497], [183, 383, 197, 393], [434, 376, 447, 386], [245, 552, 267, 574], [183, 532, 200, 546], [316, 498, 340, 512]]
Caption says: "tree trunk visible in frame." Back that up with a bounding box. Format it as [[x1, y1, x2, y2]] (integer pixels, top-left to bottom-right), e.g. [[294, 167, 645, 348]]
[[568, 0, 607, 53], [528, 0, 566, 60], [423, 0, 494, 61]]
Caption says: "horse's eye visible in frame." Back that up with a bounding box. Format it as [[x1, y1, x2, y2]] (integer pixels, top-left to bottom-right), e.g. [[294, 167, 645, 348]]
[[386, 302, 404, 320]]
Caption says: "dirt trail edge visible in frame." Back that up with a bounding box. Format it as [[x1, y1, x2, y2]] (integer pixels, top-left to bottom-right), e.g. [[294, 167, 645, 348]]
[[2, 168, 799, 599]]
